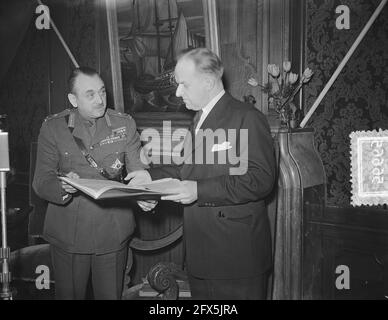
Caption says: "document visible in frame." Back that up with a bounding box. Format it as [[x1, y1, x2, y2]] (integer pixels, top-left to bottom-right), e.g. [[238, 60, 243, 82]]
[[59, 176, 181, 200]]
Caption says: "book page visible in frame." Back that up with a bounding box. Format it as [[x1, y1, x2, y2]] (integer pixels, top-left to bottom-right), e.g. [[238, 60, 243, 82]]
[[137, 178, 183, 194], [59, 176, 181, 199], [59, 177, 148, 199]]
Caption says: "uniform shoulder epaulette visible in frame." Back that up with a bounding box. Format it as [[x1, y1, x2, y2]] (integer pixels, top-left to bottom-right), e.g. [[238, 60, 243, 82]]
[[44, 109, 70, 122], [107, 108, 132, 119]]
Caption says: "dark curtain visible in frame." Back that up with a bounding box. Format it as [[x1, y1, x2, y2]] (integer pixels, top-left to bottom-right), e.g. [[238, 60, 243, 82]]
[[0, 0, 35, 85]]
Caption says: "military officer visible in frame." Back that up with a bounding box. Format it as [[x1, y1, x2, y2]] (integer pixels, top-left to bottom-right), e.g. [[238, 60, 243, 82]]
[[33, 67, 155, 300]]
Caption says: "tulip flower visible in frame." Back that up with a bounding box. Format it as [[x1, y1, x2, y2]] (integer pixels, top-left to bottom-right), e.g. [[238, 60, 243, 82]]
[[248, 77, 259, 87], [289, 73, 298, 85], [302, 68, 314, 83], [246, 61, 313, 128], [247, 77, 266, 89], [283, 61, 291, 72], [267, 64, 280, 78]]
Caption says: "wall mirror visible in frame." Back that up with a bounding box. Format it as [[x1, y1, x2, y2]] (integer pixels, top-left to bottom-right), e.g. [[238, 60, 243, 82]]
[[106, 0, 220, 119]]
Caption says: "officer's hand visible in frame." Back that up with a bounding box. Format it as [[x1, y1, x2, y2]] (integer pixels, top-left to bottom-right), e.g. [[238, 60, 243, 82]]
[[125, 170, 152, 186], [137, 200, 158, 212], [61, 171, 79, 194]]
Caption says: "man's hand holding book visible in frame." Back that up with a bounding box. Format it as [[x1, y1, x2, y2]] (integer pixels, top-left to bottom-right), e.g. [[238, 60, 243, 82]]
[[61, 171, 80, 194], [125, 170, 157, 212]]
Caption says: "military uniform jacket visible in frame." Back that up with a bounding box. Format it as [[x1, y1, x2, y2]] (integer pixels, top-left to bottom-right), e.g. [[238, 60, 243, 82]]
[[33, 108, 146, 254], [148, 93, 276, 279]]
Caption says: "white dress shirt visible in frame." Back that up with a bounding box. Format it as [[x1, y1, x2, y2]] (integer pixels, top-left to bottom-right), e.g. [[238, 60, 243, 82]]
[[195, 89, 225, 135]]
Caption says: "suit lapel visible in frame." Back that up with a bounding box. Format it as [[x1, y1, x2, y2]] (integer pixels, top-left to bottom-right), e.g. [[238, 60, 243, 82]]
[[198, 93, 231, 132], [182, 93, 232, 165]]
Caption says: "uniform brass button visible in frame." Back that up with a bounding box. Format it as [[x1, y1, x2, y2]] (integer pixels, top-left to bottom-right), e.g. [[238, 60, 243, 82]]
[[90, 146, 93, 150]]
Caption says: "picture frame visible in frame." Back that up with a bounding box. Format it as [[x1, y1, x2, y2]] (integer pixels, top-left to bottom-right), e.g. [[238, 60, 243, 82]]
[[105, 0, 220, 128]]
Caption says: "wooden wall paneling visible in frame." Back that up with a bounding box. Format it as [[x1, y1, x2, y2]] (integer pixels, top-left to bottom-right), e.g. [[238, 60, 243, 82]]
[[282, 0, 290, 62], [238, 0, 260, 103], [320, 223, 388, 299], [217, 0, 237, 95], [268, 0, 289, 65], [217, 0, 264, 104], [215, 0, 294, 118], [304, 204, 388, 299], [258, 0, 269, 114], [314, 206, 388, 232], [289, 0, 307, 108], [268, 0, 281, 65], [217, 0, 238, 44], [203, 0, 221, 56], [104, 0, 124, 112], [265, 0, 291, 127], [302, 218, 324, 299]]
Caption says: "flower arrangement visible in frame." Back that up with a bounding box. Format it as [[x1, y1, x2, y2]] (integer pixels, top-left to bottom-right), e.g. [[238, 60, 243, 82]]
[[248, 61, 313, 128]]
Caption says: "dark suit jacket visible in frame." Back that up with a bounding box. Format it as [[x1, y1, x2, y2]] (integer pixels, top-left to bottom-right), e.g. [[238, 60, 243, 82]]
[[149, 93, 276, 279]]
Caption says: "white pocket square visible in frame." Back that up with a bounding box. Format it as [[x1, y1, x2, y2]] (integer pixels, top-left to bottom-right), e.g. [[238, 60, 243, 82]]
[[211, 141, 232, 152]]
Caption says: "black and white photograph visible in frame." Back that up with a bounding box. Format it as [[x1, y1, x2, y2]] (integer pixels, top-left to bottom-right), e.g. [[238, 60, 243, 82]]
[[1, 0, 388, 305]]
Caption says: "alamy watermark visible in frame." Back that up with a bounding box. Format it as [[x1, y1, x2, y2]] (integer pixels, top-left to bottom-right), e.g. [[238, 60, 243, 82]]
[[139, 121, 249, 175], [35, 265, 50, 290], [335, 265, 350, 290]]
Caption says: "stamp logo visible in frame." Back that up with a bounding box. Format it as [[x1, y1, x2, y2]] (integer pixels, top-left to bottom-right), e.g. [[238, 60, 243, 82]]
[[350, 130, 388, 206]]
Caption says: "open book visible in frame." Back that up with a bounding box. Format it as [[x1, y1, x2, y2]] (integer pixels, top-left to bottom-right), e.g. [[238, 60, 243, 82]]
[[59, 176, 181, 200]]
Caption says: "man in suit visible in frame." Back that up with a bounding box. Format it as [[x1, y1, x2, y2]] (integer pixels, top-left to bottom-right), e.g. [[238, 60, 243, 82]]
[[33, 67, 151, 299], [126, 48, 276, 299]]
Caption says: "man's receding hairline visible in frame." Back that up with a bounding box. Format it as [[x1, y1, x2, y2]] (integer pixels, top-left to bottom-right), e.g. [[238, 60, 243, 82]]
[[177, 48, 223, 80], [71, 73, 104, 94], [177, 55, 211, 79]]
